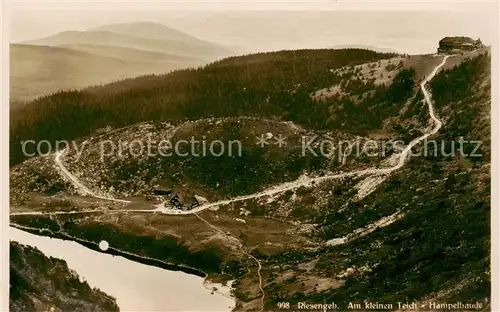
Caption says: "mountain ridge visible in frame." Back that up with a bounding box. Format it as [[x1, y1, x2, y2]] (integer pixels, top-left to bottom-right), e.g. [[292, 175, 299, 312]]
[[330, 44, 400, 54], [88, 21, 211, 44]]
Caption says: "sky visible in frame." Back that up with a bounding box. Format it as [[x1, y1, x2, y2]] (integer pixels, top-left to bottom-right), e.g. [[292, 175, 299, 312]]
[[6, 1, 499, 55]]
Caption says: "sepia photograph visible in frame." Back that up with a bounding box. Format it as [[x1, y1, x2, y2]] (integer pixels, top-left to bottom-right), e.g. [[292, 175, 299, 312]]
[[4, 1, 498, 311]]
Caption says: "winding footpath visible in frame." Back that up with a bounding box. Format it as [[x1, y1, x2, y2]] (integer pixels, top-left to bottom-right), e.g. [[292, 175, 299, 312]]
[[10, 55, 450, 312], [54, 150, 131, 204], [15, 56, 449, 218]]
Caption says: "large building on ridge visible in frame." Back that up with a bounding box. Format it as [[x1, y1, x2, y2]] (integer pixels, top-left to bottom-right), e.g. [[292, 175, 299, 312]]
[[437, 37, 484, 54]]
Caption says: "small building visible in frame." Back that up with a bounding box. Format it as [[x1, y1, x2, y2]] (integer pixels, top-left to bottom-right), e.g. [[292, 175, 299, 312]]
[[169, 194, 183, 208], [152, 188, 172, 196], [152, 186, 202, 211], [437, 37, 484, 54]]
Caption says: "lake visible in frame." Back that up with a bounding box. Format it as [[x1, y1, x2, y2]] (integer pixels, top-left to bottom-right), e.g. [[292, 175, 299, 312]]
[[10, 227, 236, 312]]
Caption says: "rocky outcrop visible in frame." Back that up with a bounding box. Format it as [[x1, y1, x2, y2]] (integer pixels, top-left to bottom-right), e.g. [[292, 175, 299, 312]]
[[438, 37, 484, 54]]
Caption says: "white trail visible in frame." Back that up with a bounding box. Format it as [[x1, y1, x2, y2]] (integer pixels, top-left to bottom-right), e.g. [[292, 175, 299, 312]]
[[55, 149, 130, 204]]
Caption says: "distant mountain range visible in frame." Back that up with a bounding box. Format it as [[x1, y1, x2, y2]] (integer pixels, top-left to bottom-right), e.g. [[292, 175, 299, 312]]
[[11, 22, 235, 105], [90, 22, 215, 44], [22, 22, 233, 60]]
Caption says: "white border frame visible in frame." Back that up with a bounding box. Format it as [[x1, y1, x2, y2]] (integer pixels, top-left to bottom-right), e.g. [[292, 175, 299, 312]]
[[2, 1, 498, 311]]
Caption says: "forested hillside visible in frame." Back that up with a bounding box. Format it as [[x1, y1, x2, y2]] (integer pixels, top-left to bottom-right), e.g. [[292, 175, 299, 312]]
[[10, 48, 400, 165]]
